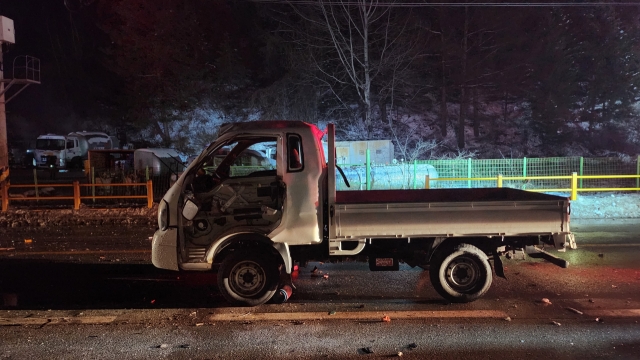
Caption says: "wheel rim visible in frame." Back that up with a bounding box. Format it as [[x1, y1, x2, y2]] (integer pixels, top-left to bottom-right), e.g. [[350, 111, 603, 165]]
[[228, 260, 266, 297], [444, 256, 481, 292]]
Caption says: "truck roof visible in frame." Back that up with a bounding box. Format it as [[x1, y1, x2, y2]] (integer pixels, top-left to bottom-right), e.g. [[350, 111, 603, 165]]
[[37, 134, 65, 139]]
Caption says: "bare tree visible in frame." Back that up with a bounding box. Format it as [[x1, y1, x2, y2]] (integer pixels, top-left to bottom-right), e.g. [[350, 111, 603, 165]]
[[284, 0, 417, 138]]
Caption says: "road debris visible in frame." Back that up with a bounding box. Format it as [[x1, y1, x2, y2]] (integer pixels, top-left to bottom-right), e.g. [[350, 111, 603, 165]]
[[540, 298, 552, 305], [195, 323, 204, 326], [24, 239, 33, 244], [360, 347, 374, 354], [407, 343, 417, 350], [595, 317, 604, 323], [178, 344, 190, 349], [381, 316, 391, 322], [397, 351, 403, 357], [329, 310, 336, 315], [551, 321, 561, 326], [566, 307, 583, 315], [504, 316, 512, 321], [323, 274, 329, 279]]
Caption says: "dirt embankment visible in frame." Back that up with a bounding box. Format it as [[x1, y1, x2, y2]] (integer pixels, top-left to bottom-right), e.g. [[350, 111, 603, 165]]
[[1, 193, 638, 229], [0, 205, 158, 228]]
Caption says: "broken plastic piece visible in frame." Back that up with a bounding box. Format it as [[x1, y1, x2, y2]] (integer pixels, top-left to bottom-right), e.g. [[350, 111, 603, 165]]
[[382, 315, 391, 322]]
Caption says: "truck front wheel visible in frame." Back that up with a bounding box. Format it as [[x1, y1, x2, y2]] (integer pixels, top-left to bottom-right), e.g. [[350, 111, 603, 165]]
[[217, 252, 279, 306], [429, 243, 492, 303]]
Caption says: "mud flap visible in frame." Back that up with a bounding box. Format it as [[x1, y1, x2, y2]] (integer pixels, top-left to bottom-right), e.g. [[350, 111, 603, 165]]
[[493, 253, 506, 279]]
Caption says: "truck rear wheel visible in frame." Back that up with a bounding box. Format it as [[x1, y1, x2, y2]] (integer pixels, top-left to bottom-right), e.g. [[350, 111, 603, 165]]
[[429, 243, 492, 303], [217, 252, 279, 306]]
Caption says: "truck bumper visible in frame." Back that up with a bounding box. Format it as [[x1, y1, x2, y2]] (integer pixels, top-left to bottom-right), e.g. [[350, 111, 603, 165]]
[[152, 228, 179, 271]]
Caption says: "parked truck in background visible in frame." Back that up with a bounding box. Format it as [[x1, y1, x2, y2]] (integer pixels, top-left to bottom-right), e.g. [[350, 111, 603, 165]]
[[152, 121, 576, 306], [34, 131, 112, 170]]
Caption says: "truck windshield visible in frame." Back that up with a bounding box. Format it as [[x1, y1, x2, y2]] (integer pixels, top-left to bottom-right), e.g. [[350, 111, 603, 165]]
[[36, 139, 66, 150]]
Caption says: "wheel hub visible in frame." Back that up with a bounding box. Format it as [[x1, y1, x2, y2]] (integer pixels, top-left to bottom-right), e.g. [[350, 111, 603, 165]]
[[446, 257, 479, 290], [229, 261, 265, 297]]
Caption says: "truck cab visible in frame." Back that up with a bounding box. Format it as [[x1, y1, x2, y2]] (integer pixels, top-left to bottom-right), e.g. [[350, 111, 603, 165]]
[[153, 121, 326, 305], [34, 134, 69, 169]]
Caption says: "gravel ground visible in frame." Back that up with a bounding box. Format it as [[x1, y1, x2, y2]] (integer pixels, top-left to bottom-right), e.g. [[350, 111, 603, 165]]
[[0, 192, 637, 228]]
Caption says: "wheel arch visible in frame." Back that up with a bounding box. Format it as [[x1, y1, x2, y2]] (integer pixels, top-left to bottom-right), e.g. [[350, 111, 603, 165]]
[[428, 237, 497, 262], [207, 232, 290, 273]]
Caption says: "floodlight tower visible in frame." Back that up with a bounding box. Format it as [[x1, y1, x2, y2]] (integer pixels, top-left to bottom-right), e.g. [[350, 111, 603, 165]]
[[0, 16, 41, 182]]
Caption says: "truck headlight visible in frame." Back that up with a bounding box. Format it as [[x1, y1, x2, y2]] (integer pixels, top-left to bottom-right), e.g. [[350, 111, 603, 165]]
[[158, 200, 169, 231]]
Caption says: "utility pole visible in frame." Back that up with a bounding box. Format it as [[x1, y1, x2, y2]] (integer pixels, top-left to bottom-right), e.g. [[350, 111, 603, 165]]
[[0, 16, 11, 176], [0, 16, 40, 183]]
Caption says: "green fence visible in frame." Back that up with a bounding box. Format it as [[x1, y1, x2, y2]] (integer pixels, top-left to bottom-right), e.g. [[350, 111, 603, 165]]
[[418, 156, 640, 191]]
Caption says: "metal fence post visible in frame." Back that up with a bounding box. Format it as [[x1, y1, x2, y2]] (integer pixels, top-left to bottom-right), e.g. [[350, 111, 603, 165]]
[[523, 157, 527, 179], [1, 180, 8, 212], [147, 180, 154, 208], [91, 166, 96, 203], [497, 174, 503, 188], [579, 157, 584, 189], [73, 181, 80, 210], [467, 158, 472, 189], [413, 160, 417, 189], [366, 149, 371, 190], [637, 155, 639, 190], [425, 175, 430, 189], [33, 168, 39, 202], [571, 172, 578, 200]]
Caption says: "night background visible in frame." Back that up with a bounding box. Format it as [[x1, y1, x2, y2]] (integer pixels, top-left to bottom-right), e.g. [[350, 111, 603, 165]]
[[1, 0, 640, 160]]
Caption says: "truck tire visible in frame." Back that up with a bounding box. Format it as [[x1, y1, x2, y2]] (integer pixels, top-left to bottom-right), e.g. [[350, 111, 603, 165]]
[[429, 243, 492, 303], [217, 252, 279, 306]]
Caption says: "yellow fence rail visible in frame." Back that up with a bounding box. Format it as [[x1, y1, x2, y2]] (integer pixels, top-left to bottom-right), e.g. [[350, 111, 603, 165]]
[[425, 173, 640, 200], [0, 180, 154, 212]]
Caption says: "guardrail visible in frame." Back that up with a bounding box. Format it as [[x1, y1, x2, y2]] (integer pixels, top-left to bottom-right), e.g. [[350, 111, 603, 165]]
[[0, 180, 154, 212], [425, 172, 640, 200]]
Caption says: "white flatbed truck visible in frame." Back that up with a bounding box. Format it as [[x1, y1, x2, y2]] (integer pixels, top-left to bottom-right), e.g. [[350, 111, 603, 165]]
[[152, 121, 576, 306]]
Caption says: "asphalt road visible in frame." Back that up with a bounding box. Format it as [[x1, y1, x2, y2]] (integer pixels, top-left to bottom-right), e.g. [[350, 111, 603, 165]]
[[0, 220, 639, 359]]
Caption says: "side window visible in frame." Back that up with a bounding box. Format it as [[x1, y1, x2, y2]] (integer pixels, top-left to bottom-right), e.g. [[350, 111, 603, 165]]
[[288, 134, 303, 172], [228, 139, 277, 178], [66, 140, 74, 149]]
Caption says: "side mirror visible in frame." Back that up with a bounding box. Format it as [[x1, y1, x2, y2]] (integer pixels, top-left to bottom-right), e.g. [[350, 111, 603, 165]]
[[182, 198, 200, 220]]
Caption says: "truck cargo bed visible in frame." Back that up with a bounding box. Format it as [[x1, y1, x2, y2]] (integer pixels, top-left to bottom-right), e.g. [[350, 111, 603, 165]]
[[333, 188, 570, 239], [336, 187, 567, 204]]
